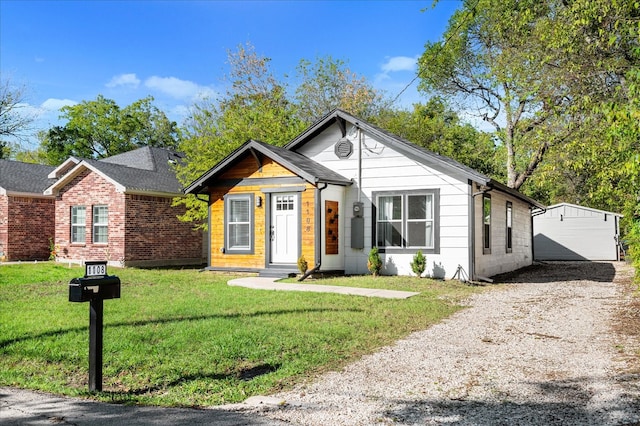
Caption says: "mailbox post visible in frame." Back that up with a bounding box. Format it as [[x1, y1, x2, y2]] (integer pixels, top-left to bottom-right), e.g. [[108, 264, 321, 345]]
[[69, 261, 120, 392]]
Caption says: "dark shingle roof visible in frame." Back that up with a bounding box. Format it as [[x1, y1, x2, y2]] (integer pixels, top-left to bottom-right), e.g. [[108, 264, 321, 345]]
[[0, 160, 57, 194], [185, 140, 352, 195], [45, 147, 185, 196]]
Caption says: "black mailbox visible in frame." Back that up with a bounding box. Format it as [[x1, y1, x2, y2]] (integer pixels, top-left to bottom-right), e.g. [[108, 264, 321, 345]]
[[69, 276, 121, 302]]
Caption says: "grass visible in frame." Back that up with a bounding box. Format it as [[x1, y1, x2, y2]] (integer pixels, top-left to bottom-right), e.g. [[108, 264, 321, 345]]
[[0, 262, 484, 407]]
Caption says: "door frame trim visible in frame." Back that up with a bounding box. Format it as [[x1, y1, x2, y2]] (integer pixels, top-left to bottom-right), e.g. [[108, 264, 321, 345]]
[[265, 191, 302, 267]]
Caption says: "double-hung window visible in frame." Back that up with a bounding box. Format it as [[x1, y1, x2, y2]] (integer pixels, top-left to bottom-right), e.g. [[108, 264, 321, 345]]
[[375, 190, 439, 252], [71, 206, 86, 244], [483, 195, 491, 254], [506, 201, 513, 253], [93, 205, 108, 244], [224, 194, 254, 254]]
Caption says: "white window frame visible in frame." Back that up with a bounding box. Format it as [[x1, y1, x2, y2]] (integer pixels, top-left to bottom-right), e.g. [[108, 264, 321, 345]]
[[71, 206, 86, 244], [224, 193, 254, 254], [92, 205, 108, 244], [374, 189, 439, 254]]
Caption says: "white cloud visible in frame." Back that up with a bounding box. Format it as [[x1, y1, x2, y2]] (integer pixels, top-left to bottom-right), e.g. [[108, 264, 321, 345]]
[[106, 73, 141, 88], [381, 56, 419, 73], [40, 98, 77, 112], [144, 76, 215, 100]]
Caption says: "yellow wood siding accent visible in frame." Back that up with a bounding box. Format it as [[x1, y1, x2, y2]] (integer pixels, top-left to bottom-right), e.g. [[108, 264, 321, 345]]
[[208, 152, 316, 270]]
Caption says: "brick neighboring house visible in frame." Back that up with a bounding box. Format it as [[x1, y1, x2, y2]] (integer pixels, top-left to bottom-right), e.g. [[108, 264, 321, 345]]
[[0, 160, 57, 261], [44, 146, 205, 267]]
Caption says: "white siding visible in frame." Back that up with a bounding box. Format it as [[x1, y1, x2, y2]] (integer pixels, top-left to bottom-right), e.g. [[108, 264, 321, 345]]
[[319, 184, 346, 270], [297, 123, 472, 278], [533, 204, 620, 261], [474, 188, 533, 277]]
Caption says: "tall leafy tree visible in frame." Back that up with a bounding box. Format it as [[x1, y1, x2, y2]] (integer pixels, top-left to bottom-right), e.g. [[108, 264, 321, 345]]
[[175, 43, 306, 226], [40, 95, 180, 164], [374, 98, 501, 178], [418, 0, 636, 190], [294, 55, 387, 123]]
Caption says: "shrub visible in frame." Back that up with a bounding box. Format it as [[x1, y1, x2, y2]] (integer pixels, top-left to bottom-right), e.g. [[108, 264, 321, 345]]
[[367, 247, 383, 276], [297, 255, 308, 275], [410, 250, 426, 278]]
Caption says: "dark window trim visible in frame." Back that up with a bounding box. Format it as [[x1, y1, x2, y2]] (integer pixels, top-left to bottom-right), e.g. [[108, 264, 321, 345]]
[[506, 201, 513, 253], [224, 193, 254, 255], [372, 189, 440, 254], [483, 194, 491, 255]]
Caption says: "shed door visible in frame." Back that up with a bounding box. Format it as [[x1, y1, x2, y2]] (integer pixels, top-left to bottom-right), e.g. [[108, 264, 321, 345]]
[[270, 193, 298, 264]]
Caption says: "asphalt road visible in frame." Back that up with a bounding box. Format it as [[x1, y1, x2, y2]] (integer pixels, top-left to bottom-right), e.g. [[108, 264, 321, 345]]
[[0, 387, 284, 425]]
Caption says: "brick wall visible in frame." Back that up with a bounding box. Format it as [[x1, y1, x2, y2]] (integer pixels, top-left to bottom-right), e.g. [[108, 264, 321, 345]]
[[124, 194, 203, 265], [1, 195, 55, 261], [55, 168, 203, 266], [55, 169, 126, 263]]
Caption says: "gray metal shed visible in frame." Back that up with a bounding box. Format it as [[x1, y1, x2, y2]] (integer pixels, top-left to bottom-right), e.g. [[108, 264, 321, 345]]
[[533, 203, 622, 261]]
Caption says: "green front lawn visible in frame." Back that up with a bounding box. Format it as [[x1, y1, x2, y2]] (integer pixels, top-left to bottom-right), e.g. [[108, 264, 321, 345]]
[[0, 263, 483, 407]]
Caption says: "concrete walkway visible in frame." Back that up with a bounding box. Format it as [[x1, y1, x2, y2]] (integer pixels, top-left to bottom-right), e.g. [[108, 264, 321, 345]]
[[227, 277, 420, 299]]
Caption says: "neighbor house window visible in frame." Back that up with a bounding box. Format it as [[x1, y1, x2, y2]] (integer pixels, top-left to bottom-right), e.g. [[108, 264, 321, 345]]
[[506, 202, 513, 253], [224, 194, 254, 254], [71, 206, 86, 244], [483, 195, 491, 254], [374, 190, 439, 253], [93, 205, 108, 244]]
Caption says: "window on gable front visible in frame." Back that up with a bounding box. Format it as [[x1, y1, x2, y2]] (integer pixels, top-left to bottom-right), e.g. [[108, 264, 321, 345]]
[[93, 205, 108, 244], [375, 190, 438, 252], [71, 206, 86, 244], [225, 194, 254, 254]]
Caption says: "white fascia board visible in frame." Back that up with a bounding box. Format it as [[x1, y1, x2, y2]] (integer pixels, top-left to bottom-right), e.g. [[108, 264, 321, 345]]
[[43, 161, 126, 195]]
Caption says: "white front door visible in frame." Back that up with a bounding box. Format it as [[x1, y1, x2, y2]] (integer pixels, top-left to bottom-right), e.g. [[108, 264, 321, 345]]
[[270, 193, 298, 264]]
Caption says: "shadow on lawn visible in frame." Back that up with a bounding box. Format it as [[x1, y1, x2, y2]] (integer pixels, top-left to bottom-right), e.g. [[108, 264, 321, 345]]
[[0, 307, 362, 349], [492, 261, 617, 284]]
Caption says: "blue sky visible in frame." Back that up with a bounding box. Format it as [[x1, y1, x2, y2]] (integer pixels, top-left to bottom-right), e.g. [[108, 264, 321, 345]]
[[1, 0, 461, 147]]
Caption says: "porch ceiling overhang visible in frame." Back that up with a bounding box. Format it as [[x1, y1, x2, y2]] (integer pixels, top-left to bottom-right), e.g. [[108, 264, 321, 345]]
[[184, 139, 352, 195]]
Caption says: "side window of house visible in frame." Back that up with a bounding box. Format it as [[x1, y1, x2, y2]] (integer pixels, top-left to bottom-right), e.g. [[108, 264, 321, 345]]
[[483, 195, 491, 254], [93, 205, 108, 244], [506, 201, 513, 253], [71, 206, 86, 244], [375, 190, 438, 253], [225, 194, 254, 254]]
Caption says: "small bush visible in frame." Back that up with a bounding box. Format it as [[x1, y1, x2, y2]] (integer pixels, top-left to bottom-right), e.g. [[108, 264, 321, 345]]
[[297, 255, 308, 275], [410, 250, 426, 278], [367, 247, 383, 276]]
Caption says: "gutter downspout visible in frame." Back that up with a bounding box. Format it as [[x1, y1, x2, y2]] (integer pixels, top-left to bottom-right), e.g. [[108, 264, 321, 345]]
[[193, 193, 211, 268], [299, 182, 328, 281]]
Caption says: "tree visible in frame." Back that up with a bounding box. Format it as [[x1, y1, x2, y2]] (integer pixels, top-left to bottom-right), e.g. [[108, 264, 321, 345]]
[[175, 43, 306, 226], [39, 95, 181, 164], [418, 0, 637, 190], [294, 55, 387, 124], [374, 98, 501, 178], [0, 76, 34, 158]]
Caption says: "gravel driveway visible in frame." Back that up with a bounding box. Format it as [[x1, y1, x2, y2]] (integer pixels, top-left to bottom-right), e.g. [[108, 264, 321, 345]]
[[226, 261, 640, 425]]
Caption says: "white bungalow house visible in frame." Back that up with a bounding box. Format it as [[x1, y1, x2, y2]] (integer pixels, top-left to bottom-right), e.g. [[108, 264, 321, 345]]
[[185, 109, 544, 280]]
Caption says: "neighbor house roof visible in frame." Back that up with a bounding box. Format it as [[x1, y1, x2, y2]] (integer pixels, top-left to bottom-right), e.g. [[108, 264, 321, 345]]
[[44, 146, 186, 196], [185, 139, 353, 195], [0, 160, 56, 196], [285, 109, 545, 210]]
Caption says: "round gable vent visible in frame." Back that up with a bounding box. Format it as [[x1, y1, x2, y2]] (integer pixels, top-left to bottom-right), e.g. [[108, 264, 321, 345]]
[[334, 138, 353, 159]]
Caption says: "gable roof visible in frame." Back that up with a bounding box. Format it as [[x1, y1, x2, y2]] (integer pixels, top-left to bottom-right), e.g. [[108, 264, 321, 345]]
[[0, 160, 56, 196], [44, 146, 185, 196], [185, 139, 353, 195], [544, 202, 622, 217], [285, 109, 544, 209]]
